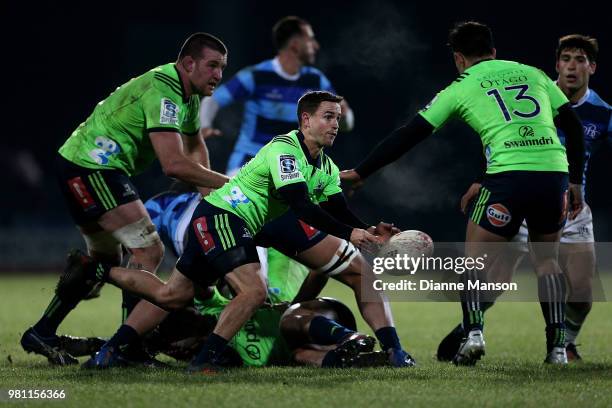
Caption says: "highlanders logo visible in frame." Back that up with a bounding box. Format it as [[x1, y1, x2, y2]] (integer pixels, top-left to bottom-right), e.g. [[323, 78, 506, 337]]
[[160, 98, 179, 125], [486, 203, 512, 227]]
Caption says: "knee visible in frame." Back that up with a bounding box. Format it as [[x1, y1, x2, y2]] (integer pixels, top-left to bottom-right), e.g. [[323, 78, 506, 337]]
[[157, 286, 189, 310]]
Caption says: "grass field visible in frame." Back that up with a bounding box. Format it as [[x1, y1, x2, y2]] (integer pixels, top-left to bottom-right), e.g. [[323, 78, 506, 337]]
[[1, 274, 612, 407]]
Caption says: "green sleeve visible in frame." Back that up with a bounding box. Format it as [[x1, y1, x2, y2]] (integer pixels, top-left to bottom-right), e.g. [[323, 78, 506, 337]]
[[181, 97, 201, 136], [267, 142, 306, 189], [418, 85, 457, 130], [143, 86, 182, 133]]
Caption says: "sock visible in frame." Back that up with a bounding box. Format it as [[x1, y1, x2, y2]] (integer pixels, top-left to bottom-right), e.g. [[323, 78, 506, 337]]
[[321, 349, 341, 368], [308, 316, 354, 345], [107, 324, 140, 350], [565, 302, 592, 345], [375, 326, 401, 351], [538, 274, 567, 351], [32, 295, 80, 337], [121, 291, 141, 323], [460, 268, 484, 332], [191, 333, 228, 366]]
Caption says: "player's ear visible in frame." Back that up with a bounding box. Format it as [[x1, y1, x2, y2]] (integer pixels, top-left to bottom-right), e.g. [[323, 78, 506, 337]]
[[491, 48, 497, 59], [181, 56, 196, 73], [589, 61, 596, 75], [301, 112, 310, 128]]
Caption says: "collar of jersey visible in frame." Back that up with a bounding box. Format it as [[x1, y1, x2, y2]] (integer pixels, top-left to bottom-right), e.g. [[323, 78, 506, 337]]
[[466, 58, 494, 72], [272, 57, 301, 81], [296, 130, 323, 168], [172, 64, 189, 103]]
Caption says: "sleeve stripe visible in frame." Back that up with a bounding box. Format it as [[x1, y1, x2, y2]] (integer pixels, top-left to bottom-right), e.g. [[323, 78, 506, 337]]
[[147, 127, 181, 134]]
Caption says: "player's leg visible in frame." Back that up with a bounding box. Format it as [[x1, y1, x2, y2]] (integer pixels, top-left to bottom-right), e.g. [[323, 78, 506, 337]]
[[558, 205, 595, 361], [437, 238, 525, 361], [21, 159, 145, 365], [84, 267, 195, 368], [294, 235, 415, 367], [525, 171, 570, 364], [453, 174, 523, 366], [280, 299, 386, 368]]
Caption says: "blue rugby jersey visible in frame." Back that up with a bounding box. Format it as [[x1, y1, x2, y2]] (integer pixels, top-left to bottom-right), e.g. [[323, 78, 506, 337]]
[[145, 192, 200, 257], [556, 88, 611, 187], [211, 58, 334, 160]]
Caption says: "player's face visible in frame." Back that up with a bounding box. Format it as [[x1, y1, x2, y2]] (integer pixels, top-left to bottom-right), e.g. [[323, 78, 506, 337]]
[[296, 24, 319, 65], [556, 48, 596, 94], [190, 48, 228, 97], [308, 102, 341, 147]]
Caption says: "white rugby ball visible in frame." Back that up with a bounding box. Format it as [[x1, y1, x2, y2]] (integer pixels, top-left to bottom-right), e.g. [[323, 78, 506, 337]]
[[378, 230, 434, 258]]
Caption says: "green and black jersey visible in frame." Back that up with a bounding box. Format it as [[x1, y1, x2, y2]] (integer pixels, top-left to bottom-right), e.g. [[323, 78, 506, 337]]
[[59, 63, 200, 176], [419, 59, 569, 174], [206, 130, 342, 235]]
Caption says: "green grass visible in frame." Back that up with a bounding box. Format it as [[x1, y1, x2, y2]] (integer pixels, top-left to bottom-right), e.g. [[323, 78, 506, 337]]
[[1, 274, 612, 407]]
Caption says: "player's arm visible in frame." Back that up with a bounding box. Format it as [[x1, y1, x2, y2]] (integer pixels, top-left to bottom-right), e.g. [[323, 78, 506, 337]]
[[277, 182, 378, 248], [554, 103, 585, 218], [199, 68, 255, 139], [181, 132, 216, 196], [150, 131, 229, 189], [343, 115, 434, 184]]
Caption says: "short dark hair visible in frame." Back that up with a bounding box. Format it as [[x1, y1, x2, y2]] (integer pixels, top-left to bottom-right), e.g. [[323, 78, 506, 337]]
[[297, 91, 343, 125], [556, 34, 598, 63], [272, 16, 309, 51], [448, 21, 494, 58], [178, 32, 227, 61]]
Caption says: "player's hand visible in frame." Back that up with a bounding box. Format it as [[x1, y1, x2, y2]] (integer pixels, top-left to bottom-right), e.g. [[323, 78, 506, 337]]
[[350, 228, 383, 254], [461, 182, 482, 214], [368, 222, 400, 243], [568, 183, 584, 220], [340, 169, 364, 197], [199, 127, 222, 139]]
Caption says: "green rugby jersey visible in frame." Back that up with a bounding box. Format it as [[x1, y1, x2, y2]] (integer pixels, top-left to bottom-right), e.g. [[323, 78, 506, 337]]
[[194, 288, 292, 367], [59, 63, 200, 176], [206, 130, 342, 234], [419, 59, 569, 174]]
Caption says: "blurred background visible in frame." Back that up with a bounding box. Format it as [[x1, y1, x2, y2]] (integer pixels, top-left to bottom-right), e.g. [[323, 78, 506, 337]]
[[2, 0, 610, 270]]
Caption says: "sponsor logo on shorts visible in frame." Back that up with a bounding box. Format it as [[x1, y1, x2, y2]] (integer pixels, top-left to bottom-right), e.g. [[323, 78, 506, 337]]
[[160, 98, 179, 125], [278, 155, 301, 182], [486, 203, 512, 227], [193, 216, 215, 254], [68, 176, 96, 209], [299, 220, 320, 240]]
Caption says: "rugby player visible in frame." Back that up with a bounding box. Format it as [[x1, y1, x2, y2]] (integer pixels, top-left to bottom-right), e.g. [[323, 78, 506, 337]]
[[437, 34, 611, 362], [341, 22, 586, 365], [21, 33, 231, 365], [75, 91, 414, 371], [199, 15, 356, 315]]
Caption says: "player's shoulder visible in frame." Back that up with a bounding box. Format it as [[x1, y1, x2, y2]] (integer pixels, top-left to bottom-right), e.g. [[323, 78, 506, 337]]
[[149, 63, 184, 100], [301, 65, 326, 77], [270, 130, 301, 151], [586, 89, 612, 110]]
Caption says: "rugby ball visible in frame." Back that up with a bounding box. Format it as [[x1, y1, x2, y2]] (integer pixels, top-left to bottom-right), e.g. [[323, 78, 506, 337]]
[[378, 230, 434, 259]]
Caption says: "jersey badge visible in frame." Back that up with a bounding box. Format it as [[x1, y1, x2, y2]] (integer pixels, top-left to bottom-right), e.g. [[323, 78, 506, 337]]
[[160, 98, 179, 125]]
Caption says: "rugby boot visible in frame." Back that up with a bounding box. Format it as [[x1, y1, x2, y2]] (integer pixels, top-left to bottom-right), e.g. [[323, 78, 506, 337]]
[[544, 346, 568, 365], [21, 327, 78, 366], [452, 329, 485, 366]]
